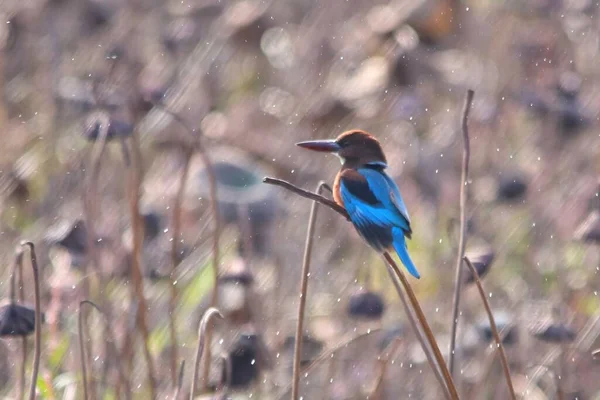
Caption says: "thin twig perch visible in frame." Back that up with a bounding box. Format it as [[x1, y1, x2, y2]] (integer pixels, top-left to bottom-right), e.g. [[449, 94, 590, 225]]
[[449, 89, 475, 379], [292, 181, 329, 400], [263, 177, 349, 219]]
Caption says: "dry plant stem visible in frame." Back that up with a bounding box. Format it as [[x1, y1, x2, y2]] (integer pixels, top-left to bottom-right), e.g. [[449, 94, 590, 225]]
[[383, 261, 451, 400], [168, 148, 193, 386], [384, 253, 459, 400], [199, 145, 221, 388], [196, 145, 221, 387], [463, 257, 516, 399], [470, 326, 511, 398], [218, 354, 232, 393], [11, 249, 26, 400], [78, 301, 97, 400], [292, 182, 328, 400], [78, 304, 89, 400], [18, 255, 27, 400], [125, 133, 157, 399], [21, 242, 42, 400], [371, 338, 402, 399], [448, 89, 475, 379], [190, 308, 223, 400]]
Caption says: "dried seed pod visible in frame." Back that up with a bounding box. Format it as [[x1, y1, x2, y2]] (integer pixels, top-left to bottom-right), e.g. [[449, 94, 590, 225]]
[[497, 171, 528, 202], [0, 303, 37, 337], [463, 247, 495, 284], [45, 219, 88, 254], [530, 322, 576, 343], [347, 291, 385, 320], [142, 211, 161, 242], [222, 332, 269, 388], [475, 310, 518, 345], [84, 0, 117, 30]]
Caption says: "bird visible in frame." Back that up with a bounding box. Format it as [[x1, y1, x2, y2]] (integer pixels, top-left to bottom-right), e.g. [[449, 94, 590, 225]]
[[297, 130, 419, 278]]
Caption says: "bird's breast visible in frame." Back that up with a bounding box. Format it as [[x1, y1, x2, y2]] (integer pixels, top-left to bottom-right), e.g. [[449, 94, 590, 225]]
[[333, 172, 344, 208]]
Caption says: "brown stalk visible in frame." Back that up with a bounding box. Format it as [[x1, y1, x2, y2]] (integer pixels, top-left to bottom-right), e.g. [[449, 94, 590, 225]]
[[190, 307, 223, 399], [153, 104, 222, 388], [263, 178, 458, 399], [292, 181, 328, 400], [168, 148, 193, 386], [383, 258, 451, 399], [469, 325, 511, 398], [449, 89, 475, 379], [10, 248, 27, 400], [125, 132, 157, 398], [78, 301, 91, 400], [197, 146, 221, 388], [384, 252, 459, 399], [20, 242, 42, 400], [82, 113, 110, 400], [262, 177, 349, 219], [463, 257, 516, 399]]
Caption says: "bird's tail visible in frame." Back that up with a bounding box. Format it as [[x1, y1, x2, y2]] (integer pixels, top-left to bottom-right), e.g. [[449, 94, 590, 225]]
[[392, 228, 420, 279]]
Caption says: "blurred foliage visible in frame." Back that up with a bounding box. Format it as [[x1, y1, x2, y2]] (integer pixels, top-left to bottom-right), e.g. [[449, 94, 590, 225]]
[[1, 0, 600, 398]]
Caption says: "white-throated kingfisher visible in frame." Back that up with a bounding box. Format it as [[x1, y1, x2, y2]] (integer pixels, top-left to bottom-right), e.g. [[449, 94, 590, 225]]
[[297, 130, 420, 278]]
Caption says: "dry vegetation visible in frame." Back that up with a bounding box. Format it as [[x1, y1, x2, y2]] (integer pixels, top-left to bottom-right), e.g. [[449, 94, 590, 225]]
[[1, 0, 600, 399]]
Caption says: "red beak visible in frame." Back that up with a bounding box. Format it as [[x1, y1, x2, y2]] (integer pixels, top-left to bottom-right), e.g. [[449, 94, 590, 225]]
[[296, 139, 341, 153]]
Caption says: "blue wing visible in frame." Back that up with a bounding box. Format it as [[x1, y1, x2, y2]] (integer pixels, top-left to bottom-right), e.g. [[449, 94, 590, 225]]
[[339, 167, 419, 278], [340, 168, 411, 237]]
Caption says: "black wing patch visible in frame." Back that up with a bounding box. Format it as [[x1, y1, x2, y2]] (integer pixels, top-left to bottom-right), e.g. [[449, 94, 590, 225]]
[[339, 169, 379, 205]]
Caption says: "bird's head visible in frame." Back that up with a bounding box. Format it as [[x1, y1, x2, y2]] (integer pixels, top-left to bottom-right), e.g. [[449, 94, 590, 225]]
[[296, 130, 387, 168]]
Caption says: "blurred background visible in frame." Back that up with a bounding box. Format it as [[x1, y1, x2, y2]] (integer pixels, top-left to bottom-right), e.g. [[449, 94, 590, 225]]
[[1, 0, 600, 398]]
